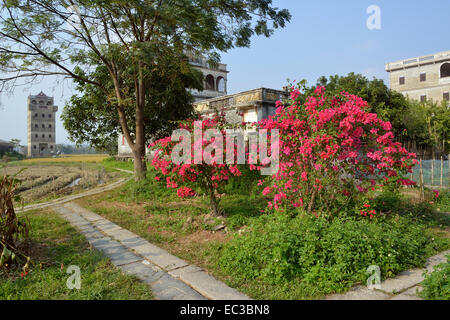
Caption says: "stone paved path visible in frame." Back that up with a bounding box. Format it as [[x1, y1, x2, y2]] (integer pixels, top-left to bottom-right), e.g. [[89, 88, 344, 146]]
[[53, 202, 250, 300], [326, 249, 450, 300]]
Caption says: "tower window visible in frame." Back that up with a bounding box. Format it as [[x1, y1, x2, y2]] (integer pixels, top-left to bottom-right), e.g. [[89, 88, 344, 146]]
[[399, 76, 405, 85], [42, 124, 45, 128], [33, 145, 36, 149], [42, 114, 45, 118], [420, 73, 426, 82], [35, 134, 38, 138], [34, 124, 38, 128], [42, 134, 45, 138], [48, 114, 52, 118], [440, 63, 450, 78], [49, 134, 52, 138], [34, 113, 38, 117], [216, 77, 225, 92], [49, 124, 52, 128], [205, 74, 215, 91]]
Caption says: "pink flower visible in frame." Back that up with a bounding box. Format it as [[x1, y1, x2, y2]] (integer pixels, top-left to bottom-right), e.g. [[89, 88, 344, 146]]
[[262, 187, 272, 196], [301, 171, 308, 181], [432, 190, 440, 199]]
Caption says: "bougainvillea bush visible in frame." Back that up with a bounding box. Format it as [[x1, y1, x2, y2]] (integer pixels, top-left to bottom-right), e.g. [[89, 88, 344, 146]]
[[150, 113, 247, 216], [257, 83, 417, 217]]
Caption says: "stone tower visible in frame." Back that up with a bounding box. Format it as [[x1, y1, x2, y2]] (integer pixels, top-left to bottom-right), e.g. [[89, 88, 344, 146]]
[[27, 92, 58, 157]]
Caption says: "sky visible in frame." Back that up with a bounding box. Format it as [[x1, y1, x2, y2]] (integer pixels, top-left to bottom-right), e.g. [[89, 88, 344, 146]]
[[1, 0, 449, 145]]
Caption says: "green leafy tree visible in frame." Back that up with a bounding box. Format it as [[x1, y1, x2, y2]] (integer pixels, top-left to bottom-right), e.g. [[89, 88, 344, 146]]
[[61, 53, 203, 156], [0, 0, 291, 180], [403, 99, 450, 157]]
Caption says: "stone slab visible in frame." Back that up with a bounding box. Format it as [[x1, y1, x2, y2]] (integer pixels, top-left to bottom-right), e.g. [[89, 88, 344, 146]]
[[65, 204, 105, 222], [378, 269, 424, 294], [88, 237, 142, 266], [106, 228, 143, 243], [119, 261, 205, 300], [108, 250, 142, 266], [93, 220, 122, 233], [389, 285, 423, 300], [82, 229, 105, 241], [129, 242, 189, 271], [151, 273, 206, 300], [425, 250, 450, 272], [169, 267, 250, 300], [120, 261, 166, 284], [390, 293, 423, 300], [327, 286, 390, 300]]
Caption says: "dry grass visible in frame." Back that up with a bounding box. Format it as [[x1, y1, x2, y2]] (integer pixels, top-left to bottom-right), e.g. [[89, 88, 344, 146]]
[[18, 154, 108, 164]]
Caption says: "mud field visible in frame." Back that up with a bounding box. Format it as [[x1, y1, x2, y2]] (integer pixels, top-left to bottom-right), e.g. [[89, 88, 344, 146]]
[[1, 164, 120, 204]]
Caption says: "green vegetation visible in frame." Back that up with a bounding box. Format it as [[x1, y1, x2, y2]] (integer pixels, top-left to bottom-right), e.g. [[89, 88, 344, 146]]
[[76, 160, 450, 299], [215, 213, 447, 299], [420, 255, 450, 300], [0, 209, 152, 300], [435, 190, 450, 213]]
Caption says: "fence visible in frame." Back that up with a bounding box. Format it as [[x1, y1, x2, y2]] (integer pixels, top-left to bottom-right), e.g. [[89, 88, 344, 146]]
[[410, 157, 450, 189]]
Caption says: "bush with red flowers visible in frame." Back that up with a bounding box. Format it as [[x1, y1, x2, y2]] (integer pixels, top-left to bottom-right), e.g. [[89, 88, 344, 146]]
[[257, 82, 417, 217]]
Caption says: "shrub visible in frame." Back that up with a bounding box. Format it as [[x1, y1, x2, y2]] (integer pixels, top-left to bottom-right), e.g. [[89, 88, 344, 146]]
[[257, 83, 417, 217], [420, 256, 449, 300], [218, 213, 442, 295], [150, 113, 248, 216], [0, 174, 29, 270], [435, 190, 450, 213]]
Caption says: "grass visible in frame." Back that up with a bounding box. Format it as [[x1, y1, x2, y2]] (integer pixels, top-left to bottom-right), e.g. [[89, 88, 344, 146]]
[[6, 154, 109, 166], [419, 255, 450, 300], [74, 160, 450, 299], [0, 209, 153, 300]]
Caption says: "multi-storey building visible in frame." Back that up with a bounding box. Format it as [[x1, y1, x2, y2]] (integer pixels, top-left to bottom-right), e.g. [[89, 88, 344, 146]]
[[27, 92, 58, 157], [385, 50, 450, 103], [187, 55, 228, 102]]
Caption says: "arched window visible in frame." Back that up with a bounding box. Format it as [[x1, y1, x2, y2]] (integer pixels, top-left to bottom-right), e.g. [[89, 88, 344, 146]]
[[216, 77, 225, 92], [440, 63, 450, 78], [205, 74, 215, 91]]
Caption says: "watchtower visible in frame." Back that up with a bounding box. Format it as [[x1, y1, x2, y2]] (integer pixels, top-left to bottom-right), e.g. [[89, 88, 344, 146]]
[[27, 92, 58, 157]]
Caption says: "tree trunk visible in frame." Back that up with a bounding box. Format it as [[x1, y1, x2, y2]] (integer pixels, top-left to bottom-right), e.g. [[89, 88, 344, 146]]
[[210, 190, 221, 217], [133, 150, 146, 181], [133, 63, 147, 182]]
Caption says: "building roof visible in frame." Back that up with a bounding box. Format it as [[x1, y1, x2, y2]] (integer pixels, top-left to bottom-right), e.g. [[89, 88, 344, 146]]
[[385, 50, 450, 72]]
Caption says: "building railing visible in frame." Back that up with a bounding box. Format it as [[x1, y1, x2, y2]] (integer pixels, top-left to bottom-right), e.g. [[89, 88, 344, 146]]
[[385, 50, 450, 71]]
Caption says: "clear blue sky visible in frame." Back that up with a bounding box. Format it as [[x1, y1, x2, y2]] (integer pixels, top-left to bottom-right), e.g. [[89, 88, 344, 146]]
[[1, 0, 449, 145]]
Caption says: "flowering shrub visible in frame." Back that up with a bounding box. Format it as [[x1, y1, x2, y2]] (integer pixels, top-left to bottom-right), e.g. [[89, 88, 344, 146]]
[[257, 83, 417, 217], [150, 113, 246, 216]]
